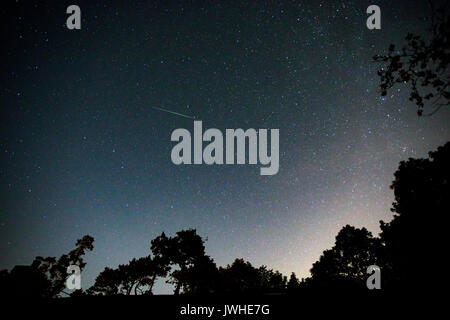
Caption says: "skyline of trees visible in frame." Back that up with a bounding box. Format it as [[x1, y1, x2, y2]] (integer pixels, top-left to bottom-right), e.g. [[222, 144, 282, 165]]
[[2, 141, 448, 296]]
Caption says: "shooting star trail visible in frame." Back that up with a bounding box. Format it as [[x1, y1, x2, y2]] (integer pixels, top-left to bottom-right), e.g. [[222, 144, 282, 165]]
[[152, 106, 195, 119]]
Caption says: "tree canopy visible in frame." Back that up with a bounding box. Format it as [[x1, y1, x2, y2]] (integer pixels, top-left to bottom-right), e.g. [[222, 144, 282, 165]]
[[88, 255, 169, 295], [0, 235, 94, 298], [374, 2, 449, 116], [302, 225, 381, 289], [379, 142, 450, 288]]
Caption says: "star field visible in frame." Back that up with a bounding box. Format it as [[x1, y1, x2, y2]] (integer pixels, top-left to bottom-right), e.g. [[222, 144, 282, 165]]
[[1, 1, 449, 293]]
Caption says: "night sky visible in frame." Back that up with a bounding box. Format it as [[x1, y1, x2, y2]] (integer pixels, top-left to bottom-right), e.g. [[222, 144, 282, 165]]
[[1, 1, 449, 293]]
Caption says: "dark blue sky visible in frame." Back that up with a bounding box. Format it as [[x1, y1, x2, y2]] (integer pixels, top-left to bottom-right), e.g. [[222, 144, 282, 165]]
[[1, 0, 449, 293]]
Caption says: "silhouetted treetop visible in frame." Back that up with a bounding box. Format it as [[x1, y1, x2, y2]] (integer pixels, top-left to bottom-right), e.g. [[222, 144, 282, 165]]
[[88, 255, 169, 295], [287, 272, 301, 292], [0, 235, 94, 298], [379, 141, 450, 288], [303, 225, 381, 289], [374, 2, 449, 116], [151, 228, 215, 295], [216, 258, 287, 294]]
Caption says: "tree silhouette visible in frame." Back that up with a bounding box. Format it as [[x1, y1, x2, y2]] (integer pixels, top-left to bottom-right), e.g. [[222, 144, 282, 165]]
[[373, 2, 449, 116], [257, 265, 287, 293], [379, 142, 450, 288], [4, 139, 449, 297], [302, 225, 381, 289], [0, 265, 49, 298], [216, 258, 287, 294], [88, 255, 169, 295], [174, 255, 219, 294], [217, 258, 262, 293], [0, 235, 94, 298], [150, 229, 216, 295], [287, 272, 301, 292]]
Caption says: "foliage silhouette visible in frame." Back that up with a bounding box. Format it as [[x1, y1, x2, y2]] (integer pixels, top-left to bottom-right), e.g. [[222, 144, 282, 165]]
[[2, 142, 449, 295], [0, 235, 94, 298], [175, 254, 219, 294], [301, 225, 381, 289], [216, 258, 287, 294], [374, 2, 449, 116], [379, 141, 450, 289], [287, 272, 301, 292], [150, 229, 217, 295], [217, 258, 259, 293], [302, 142, 449, 290], [88, 255, 169, 295]]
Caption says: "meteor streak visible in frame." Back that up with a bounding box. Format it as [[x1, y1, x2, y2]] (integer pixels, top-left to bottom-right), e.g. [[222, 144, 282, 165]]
[[152, 106, 195, 119]]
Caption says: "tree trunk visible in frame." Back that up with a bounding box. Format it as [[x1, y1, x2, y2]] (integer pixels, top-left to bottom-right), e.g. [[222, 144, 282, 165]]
[[149, 274, 157, 293], [174, 282, 181, 295]]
